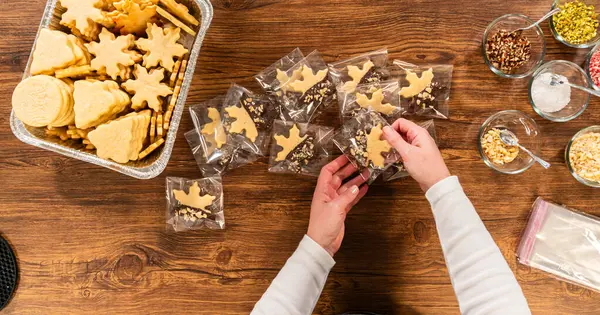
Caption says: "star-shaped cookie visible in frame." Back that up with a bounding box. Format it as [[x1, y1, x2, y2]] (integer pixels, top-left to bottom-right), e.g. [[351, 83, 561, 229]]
[[107, 0, 158, 36], [135, 23, 188, 72], [60, 0, 110, 40], [122, 65, 173, 111], [86, 28, 141, 80]]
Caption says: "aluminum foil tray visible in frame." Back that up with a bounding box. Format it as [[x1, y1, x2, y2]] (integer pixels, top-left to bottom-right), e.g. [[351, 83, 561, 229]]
[[10, 0, 213, 179]]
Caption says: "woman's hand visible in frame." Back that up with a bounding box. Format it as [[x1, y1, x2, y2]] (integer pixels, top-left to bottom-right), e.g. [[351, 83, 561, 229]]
[[307, 155, 369, 257], [383, 118, 450, 192]]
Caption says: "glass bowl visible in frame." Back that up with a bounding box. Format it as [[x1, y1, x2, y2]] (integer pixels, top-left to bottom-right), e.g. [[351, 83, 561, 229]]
[[482, 14, 546, 79], [528, 60, 590, 122], [550, 0, 600, 48], [565, 126, 600, 187], [585, 42, 600, 89], [478, 110, 542, 174]]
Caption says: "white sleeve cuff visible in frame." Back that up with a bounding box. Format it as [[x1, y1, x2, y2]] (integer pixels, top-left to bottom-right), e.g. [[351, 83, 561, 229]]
[[250, 235, 335, 315], [425, 176, 463, 205], [300, 235, 336, 270]]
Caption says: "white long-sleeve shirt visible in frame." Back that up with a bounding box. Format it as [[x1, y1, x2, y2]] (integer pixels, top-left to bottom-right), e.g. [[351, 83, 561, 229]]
[[252, 176, 531, 315]]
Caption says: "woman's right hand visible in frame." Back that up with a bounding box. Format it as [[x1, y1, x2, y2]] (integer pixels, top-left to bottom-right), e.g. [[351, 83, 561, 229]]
[[382, 119, 450, 192]]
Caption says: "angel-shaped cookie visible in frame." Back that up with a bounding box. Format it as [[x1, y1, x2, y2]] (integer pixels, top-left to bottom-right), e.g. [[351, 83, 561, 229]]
[[366, 124, 392, 168]]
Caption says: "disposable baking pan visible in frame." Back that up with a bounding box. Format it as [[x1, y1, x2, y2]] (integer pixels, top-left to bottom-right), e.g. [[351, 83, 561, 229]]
[[10, 0, 213, 179]]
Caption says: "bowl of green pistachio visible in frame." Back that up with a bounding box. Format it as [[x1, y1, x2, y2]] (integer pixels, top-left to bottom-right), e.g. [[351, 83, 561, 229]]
[[551, 0, 600, 48]]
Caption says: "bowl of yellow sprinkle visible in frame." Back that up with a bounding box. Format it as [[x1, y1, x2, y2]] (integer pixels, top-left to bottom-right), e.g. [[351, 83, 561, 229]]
[[551, 0, 600, 48]]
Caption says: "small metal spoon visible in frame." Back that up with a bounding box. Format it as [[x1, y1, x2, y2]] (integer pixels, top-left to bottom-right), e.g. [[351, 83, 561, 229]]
[[549, 73, 600, 97], [512, 8, 561, 33], [499, 129, 551, 169]]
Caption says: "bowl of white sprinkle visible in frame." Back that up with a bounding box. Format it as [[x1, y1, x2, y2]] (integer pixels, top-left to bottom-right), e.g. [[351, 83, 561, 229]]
[[528, 60, 591, 122]]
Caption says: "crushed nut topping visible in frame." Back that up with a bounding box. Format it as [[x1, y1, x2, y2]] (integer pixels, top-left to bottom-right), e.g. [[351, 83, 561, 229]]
[[569, 132, 600, 182], [240, 93, 275, 130], [286, 136, 316, 173], [481, 128, 519, 165], [485, 29, 531, 73], [175, 207, 210, 223], [295, 77, 335, 112]]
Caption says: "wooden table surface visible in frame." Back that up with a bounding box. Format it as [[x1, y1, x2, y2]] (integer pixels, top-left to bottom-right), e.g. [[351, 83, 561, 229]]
[[1, 0, 600, 314]]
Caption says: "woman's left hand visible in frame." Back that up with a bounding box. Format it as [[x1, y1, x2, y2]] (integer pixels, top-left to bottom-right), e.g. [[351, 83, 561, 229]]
[[307, 155, 369, 256]]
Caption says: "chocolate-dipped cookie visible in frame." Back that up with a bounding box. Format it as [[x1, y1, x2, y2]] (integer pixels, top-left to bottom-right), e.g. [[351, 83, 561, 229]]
[[239, 93, 277, 130], [406, 81, 449, 113], [295, 76, 335, 112], [285, 135, 316, 173], [358, 66, 387, 85], [348, 129, 369, 168]]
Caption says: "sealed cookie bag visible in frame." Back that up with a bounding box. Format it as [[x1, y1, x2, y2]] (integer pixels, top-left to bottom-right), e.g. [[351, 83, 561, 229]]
[[338, 80, 403, 123], [393, 60, 453, 119], [188, 96, 258, 176], [383, 120, 438, 181], [255, 47, 305, 95], [189, 95, 228, 153], [166, 176, 225, 231], [254, 48, 304, 123], [328, 48, 390, 93], [268, 120, 334, 176], [222, 84, 278, 155], [185, 129, 257, 177], [255, 49, 336, 123], [333, 111, 401, 184]]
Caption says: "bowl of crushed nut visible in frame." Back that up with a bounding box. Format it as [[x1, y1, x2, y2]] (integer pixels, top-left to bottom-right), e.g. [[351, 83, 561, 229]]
[[478, 110, 542, 174], [482, 14, 546, 78], [550, 0, 600, 49], [566, 126, 600, 187]]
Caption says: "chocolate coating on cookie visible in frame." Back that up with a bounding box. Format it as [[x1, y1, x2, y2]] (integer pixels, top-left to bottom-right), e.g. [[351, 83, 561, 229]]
[[406, 81, 448, 112], [295, 77, 335, 111], [286, 136, 316, 173], [358, 67, 386, 85], [240, 93, 277, 130]]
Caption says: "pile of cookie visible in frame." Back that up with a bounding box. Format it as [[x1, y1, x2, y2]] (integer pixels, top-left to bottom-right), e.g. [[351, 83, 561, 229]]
[[186, 48, 451, 181], [174, 48, 451, 230], [11, 0, 200, 164], [186, 49, 338, 179], [330, 54, 450, 182]]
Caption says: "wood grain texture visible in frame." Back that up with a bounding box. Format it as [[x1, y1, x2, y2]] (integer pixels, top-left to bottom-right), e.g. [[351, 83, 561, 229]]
[[1, 0, 600, 314]]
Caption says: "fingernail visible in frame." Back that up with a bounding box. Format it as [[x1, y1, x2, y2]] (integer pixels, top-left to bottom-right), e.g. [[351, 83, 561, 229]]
[[350, 185, 359, 194]]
